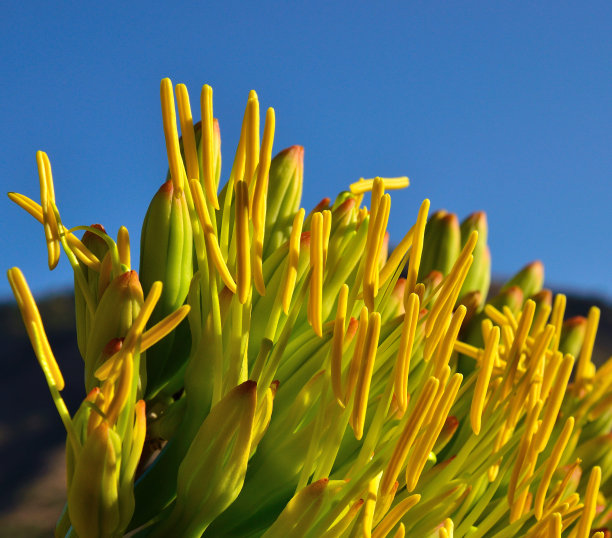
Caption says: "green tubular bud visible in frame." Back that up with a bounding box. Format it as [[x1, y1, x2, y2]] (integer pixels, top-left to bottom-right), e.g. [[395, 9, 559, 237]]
[[457, 290, 483, 326], [500, 260, 544, 300], [84, 270, 143, 391], [153, 381, 257, 537], [488, 285, 524, 314], [458, 212, 490, 303], [140, 180, 193, 397], [263, 146, 304, 259], [559, 316, 588, 358], [74, 224, 110, 359], [418, 211, 461, 281], [529, 289, 553, 334], [68, 423, 121, 538]]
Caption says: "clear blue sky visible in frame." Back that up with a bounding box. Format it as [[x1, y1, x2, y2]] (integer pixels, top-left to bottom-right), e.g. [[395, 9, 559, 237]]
[[1, 2, 611, 301]]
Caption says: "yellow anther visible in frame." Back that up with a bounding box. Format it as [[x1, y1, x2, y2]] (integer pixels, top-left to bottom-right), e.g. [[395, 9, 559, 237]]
[[281, 209, 305, 314], [160, 78, 184, 196], [351, 311, 381, 440], [345, 306, 369, 403], [309, 212, 324, 337], [252, 107, 276, 296], [575, 306, 600, 384], [331, 284, 348, 405], [381, 377, 438, 495], [104, 351, 134, 427], [117, 226, 130, 268], [364, 194, 391, 310], [349, 176, 410, 195], [123, 281, 163, 353], [453, 340, 480, 359], [175, 83, 200, 181], [534, 416, 574, 520], [371, 495, 420, 538], [141, 305, 191, 352], [470, 325, 500, 435], [190, 179, 237, 293], [575, 466, 601, 538], [550, 293, 566, 352], [394, 292, 420, 414], [200, 84, 219, 209], [235, 179, 251, 304], [36, 151, 60, 269], [379, 225, 414, 287], [432, 305, 466, 380], [244, 93, 260, 187], [7, 267, 65, 390], [405, 199, 429, 294], [322, 209, 331, 265]]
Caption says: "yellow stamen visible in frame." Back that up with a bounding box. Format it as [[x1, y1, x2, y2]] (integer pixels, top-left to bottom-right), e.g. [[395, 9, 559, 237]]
[[117, 226, 130, 268], [190, 179, 237, 293], [453, 340, 481, 360], [322, 209, 331, 265], [574, 466, 601, 538], [381, 377, 439, 495], [7, 268, 65, 390], [200, 84, 219, 209], [331, 284, 349, 405], [483, 304, 508, 328], [470, 325, 500, 435], [36, 152, 60, 269], [405, 373, 462, 491], [349, 176, 410, 194], [160, 78, 184, 196], [175, 83, 200, 181], [575, 306, 600, 383], [281, 209, 305, 314], [432, 305, 466, 380], [534, 416, 574, 520], [309, 212, 324, 337], [394, 292, 420, 413], [235, 180, 251, 304], [533, 354, 574, 453], [502, 306, 518, 332], [550, 294, 566, 352], [252, 107, 276, 296], [364, 194, 391, 309], [244, 93, 260, 187], [392, 523, 405, 538], [351, 311, 381, 440], [345, 307, 369, 403], [371, 494, 420, 538], [141, 305, 191, 352], [405, 199, 430, 294], [379, 225, 414, 287]]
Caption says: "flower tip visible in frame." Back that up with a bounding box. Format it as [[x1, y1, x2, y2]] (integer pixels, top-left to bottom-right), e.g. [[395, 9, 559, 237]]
[[103, 337, 123, 356], [279, 144, 304, 165], [564, 315, 588, 329]]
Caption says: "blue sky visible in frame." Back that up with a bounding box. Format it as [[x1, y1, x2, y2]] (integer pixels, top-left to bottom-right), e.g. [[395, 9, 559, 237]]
[[1, 2, 611, 301]]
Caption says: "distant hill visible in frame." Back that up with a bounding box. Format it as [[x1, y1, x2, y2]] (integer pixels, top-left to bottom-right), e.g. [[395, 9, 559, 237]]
[[0, 288, 610, 536]]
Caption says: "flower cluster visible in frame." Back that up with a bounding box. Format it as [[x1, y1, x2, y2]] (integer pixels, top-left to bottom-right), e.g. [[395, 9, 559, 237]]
[[8, 79, 611, 537]]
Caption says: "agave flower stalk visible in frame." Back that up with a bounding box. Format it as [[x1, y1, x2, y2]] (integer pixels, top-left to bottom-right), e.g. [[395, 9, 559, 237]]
[[8, 78, 611, 537]]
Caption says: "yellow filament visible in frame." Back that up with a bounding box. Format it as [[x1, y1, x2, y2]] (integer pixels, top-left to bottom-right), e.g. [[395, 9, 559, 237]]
[[405, 199, 430, 294], [533, 354, 574, 453], [502, 306, 518, 332], [309, 212, 324, 337], [235, 180, 251, 304], [200, 84, 219, 209], [575, 306, 600, 383], [453, 340, 481, 360], [281, 209, 305, 314], [160, 78, 184, 196], [252, 107, 276, 296], [370, 177, 384, 222], [503, 300, 536, 394], [331, 284, 349, 405], [104, 351, 133, 427], [351, 311, 381, 440], [322, 209, 331, 265], [175, 83, 200, 181], [244, 93, 260, 186], [379, 225, 414, 286], [7, 268, 64, 390], [405, 373, 462, 491], [574, 466, 601, 538], [470, 326, 500, 435], [371, 495, 420, 538], [190, 179, 237, 293], [381, 377, 439, 495], [394, 292, 420, 413], [141, 305, 191, 352], [392, 524, 406, 538], [117, 226, 130, 268], [534, 416, 574, 520], [432, 305, 466, 380], [345, 307, 369, 403], [121, 281, 162, 354], [550, 294, 566, 352], [483, 304, 508, 328], [349, 176, 410, 194], [364, 194, 391, 309], [36, 152, 60, 269]]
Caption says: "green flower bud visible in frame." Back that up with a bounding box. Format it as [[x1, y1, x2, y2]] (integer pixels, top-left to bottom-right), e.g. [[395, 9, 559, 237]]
[[500, 260, 544, 300], [459, 211, 490, 304], [263, 146, 304, 258], [140, 180, 193, 397], [418, 211, 461, 281], [559, 316, 588, 358]]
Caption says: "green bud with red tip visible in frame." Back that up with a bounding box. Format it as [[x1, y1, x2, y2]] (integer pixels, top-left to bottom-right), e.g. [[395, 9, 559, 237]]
[[84, 270, 143, 391], [559, 316, 588, 358], [140, 179, 193, 398], [264, 146, 304, 258], [459, 211, 490, 305], [418, 211, 461, 281], [501, 261, 544, 301]]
